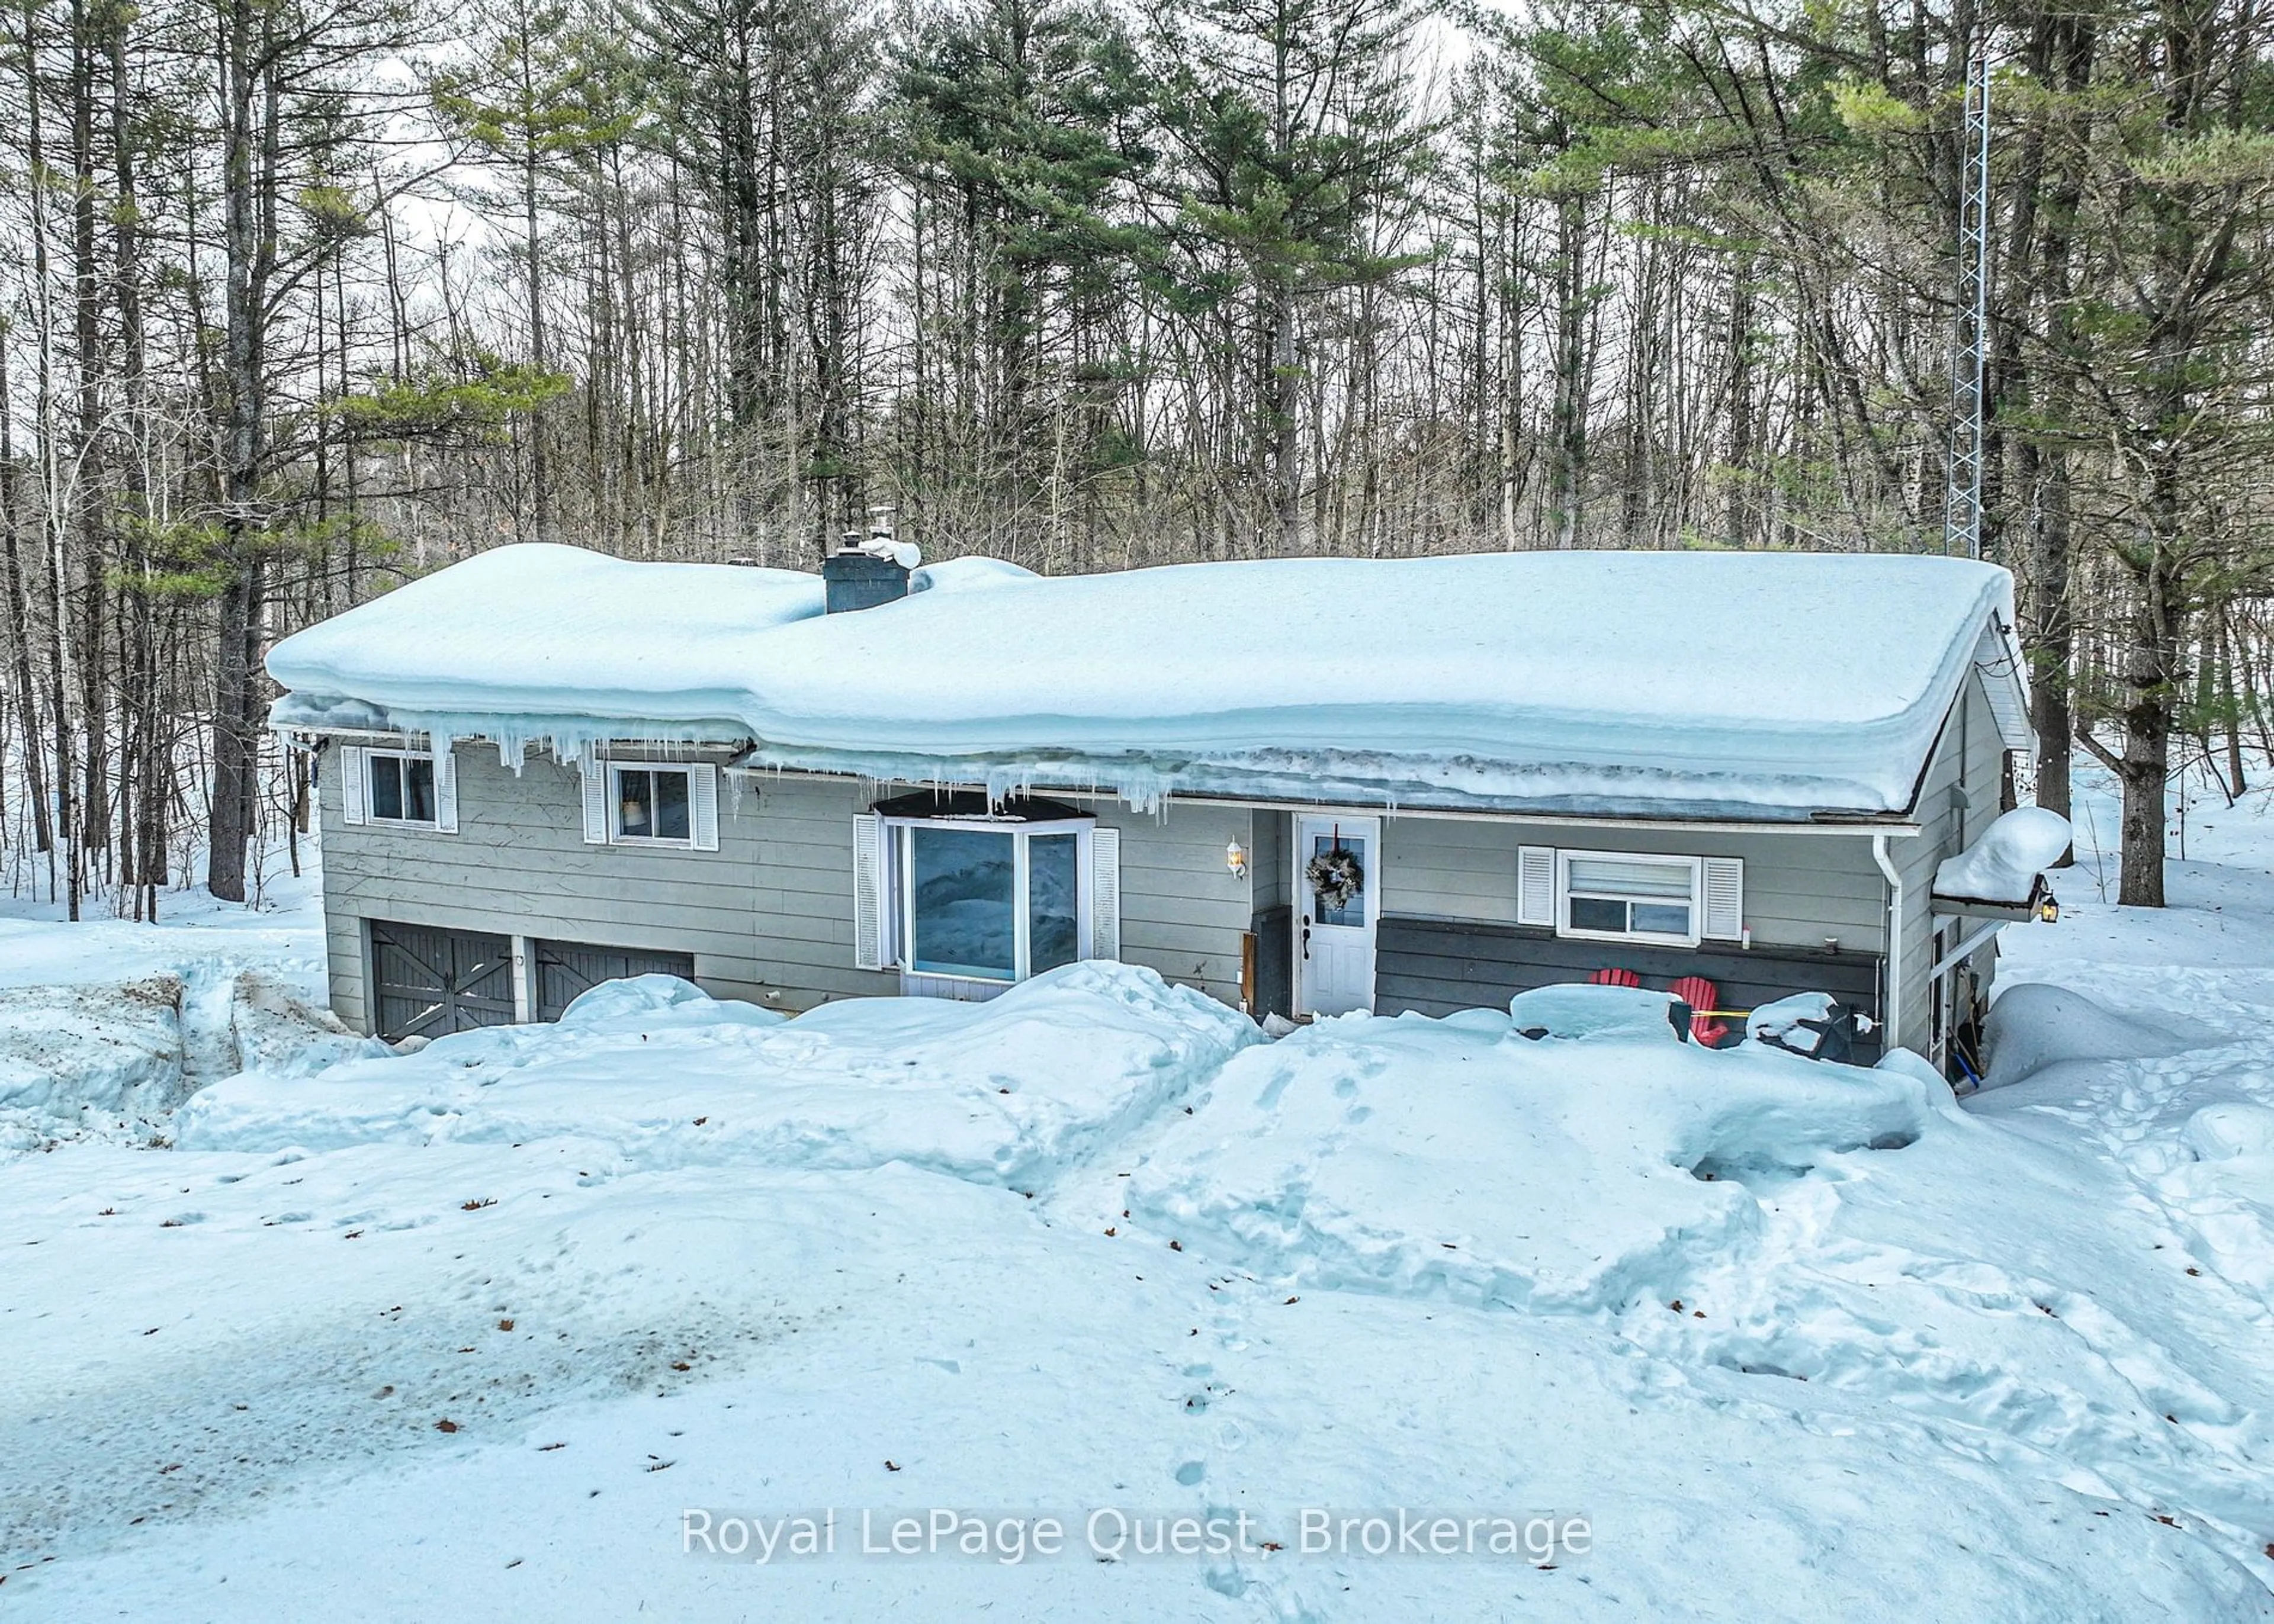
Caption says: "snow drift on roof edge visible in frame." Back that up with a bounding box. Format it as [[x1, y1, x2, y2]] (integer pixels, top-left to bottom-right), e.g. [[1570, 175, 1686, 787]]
[[266, 544, 2022, 817]]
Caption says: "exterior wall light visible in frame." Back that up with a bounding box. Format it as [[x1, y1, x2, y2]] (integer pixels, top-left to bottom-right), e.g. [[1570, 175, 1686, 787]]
[[1225, 839, 1248, 879]]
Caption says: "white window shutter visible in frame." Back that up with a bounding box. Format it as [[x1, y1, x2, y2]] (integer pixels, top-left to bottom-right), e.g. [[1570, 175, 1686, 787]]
[[1089, 826, 1122, 961], [689, 763, 720, 851], [433, 745, 458, 834], [1703, 856, 1745, 940], [1517, 845, 1556, 927], [579, 758, 609, 845], [340, 746, 367, 826], [852, 813, 885, 970]]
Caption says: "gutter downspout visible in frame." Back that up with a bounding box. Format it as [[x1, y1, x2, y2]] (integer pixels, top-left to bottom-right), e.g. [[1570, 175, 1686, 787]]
[[1872, 834, 1904, 1054]]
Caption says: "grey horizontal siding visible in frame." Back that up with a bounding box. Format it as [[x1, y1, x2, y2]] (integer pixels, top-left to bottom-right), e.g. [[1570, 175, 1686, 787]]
[[1889, 678, 2012, 1056], [316, 696, 2015, 1057], [320, 750, 1264, 1025], [722, 774, 899, 1007], [1380, 815, 1891, 951], [1090, 799, 1256, 1006], [317, 744, 899, 1025], [325, 911, 368, 1034], [1250, 810, 1291, 911]]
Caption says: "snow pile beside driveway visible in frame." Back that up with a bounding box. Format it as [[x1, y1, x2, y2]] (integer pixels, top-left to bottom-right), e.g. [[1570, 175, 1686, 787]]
[[1126, 1009, 1944, 1311], [0, 977, 187, 1129], [0, 970, 387, 1146], [177, 961, 1261, 1188], [227, 970, 394, 1078]]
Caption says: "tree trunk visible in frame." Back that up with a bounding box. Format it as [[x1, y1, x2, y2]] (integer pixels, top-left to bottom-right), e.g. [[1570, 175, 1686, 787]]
[[1546, 191, 1589, 550], [206, 0, 273, 902], [2114, 456, 2190, 909]]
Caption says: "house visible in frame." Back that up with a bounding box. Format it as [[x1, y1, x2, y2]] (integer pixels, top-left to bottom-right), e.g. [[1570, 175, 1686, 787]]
[[265, 542, 2056, 1076]]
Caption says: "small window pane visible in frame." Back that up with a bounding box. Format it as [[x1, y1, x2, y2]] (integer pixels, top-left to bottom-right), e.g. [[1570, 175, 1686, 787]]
[[1028, 832, 1081, 973], [370, 756, 405, 821], [1308, 833, 1367, 927], [1567, 856, 1691, 899], [653, 770, 690, 840], [1568, 896, 1629, 934], [616, 768, 692, 841], [1632, 902, 1692, 937], [616, 770, 654, 837], [909, 827, 1016, 980], [404, 758, 436, 824]]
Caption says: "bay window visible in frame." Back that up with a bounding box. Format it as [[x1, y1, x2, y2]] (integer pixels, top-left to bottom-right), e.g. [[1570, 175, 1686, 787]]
[[866, 793, 1096, 983]]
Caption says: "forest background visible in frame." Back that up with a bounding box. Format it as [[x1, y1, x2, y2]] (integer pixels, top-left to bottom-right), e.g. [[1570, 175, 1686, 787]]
[[1, 0, 2268, 912]]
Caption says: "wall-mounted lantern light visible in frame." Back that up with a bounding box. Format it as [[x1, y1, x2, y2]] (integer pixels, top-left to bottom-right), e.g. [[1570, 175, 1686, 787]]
[[1225, 839, 1248, 879]]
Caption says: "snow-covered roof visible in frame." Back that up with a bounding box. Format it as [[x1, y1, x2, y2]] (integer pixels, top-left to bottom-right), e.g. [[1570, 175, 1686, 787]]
[[267, 544, 2030, 820], [267, 544, 827, 742]]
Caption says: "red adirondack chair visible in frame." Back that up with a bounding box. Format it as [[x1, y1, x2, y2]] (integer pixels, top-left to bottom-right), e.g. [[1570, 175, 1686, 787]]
[[1588, 967, 1642, 988], [1669, 975, 1729, 1047]]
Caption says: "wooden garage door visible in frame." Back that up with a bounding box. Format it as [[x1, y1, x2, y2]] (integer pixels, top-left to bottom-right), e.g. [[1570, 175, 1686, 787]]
[[534, 940, 698, 1022], [368, 921, 517, 1041]]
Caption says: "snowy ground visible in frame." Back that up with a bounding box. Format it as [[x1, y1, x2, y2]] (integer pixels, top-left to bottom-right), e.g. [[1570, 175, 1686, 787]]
[[5, 782, 2274, 1621]]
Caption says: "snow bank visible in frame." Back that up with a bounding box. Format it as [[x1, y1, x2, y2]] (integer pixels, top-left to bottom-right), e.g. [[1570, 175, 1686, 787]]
[[15, 819, 2274, 1616], [0, 977, 185, 1132], [0, 969, 377, 1144], [2182, 1101, 2274, 1162], [554, 971, 765, 1028], [1983, 982, 2189, 1089], [175, 962, 1260, 1186], [268, 545, 2024, 817], [1126, 1010, 1944, 1311], [910, 557, 1034, 594], [227, 972, 393, 1078], [1936, 805, 2072, 903], [1508, 982, 1687, 1041]]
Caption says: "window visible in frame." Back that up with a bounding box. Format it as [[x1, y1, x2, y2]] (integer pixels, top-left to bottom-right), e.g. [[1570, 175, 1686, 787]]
[[1557, 851, 1704, 947], [342, 745, 454, 832], [370, 751, 436, 825], [580, 759, 719, 850], [864, 793, 1096, 983], [614, 766, 692, 843]]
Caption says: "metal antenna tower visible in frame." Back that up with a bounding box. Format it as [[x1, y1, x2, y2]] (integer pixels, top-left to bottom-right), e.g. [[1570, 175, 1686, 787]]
[[1944, 47, 1992, 559]]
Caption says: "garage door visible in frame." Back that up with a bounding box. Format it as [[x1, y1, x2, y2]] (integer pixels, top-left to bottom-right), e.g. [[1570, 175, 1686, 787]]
[[368, 921, 517, 1041], [534, 940, 698, 1022]]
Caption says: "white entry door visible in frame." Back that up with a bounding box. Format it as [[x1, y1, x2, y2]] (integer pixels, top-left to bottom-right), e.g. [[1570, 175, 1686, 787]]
[[1296, 815, 1380, 1017]]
